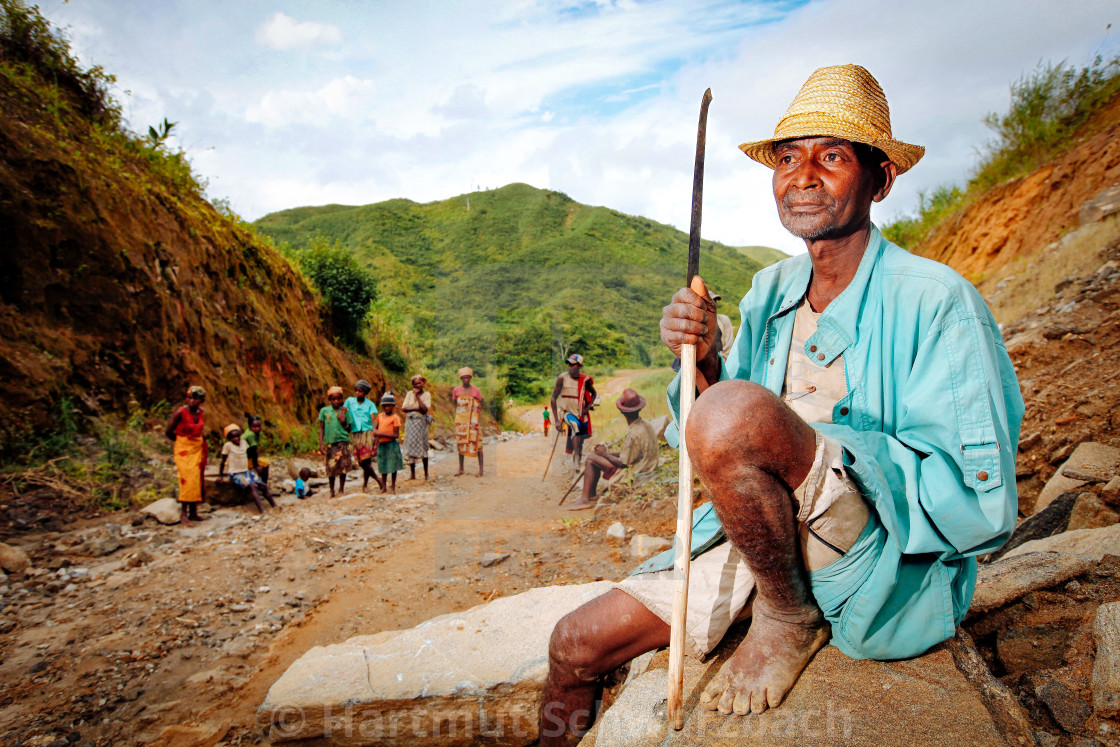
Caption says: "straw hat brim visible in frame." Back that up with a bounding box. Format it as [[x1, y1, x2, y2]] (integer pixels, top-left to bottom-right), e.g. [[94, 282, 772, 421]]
[[739, 129, 924, 175]]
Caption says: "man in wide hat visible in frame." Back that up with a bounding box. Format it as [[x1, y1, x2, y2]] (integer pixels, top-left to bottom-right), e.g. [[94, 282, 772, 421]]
[[566, 387, 659, 511], [539, 64, 1022, 743]]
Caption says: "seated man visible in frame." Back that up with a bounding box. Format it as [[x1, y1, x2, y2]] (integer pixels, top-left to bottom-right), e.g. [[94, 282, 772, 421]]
[[539, 64, 1023, 745], [567, 388, 659, 511]]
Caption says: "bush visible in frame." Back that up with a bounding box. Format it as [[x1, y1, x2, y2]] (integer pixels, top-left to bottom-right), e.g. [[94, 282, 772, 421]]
[[298, 238, 378, 345]]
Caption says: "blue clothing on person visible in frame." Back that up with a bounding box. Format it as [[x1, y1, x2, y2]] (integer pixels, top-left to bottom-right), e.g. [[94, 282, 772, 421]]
[[295, 477, 308, 499], [343, 396, 378, 433], [642, 225, 1024, 661]]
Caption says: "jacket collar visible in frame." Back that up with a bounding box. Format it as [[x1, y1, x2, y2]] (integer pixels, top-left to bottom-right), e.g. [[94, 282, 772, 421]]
[[777, 224, 886, 361]]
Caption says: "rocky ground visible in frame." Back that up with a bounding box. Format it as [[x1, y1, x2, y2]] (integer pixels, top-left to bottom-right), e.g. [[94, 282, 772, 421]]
[[0, 425, 680, 746]]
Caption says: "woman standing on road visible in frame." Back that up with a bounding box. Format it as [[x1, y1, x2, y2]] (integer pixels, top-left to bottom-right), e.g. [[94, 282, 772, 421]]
[[164, 386, 210, 525], [401, 374, 432, 481], [451, 367, 484, 477]]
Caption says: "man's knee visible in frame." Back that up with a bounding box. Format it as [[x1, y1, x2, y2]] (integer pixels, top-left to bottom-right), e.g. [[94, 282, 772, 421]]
[[549, 607, 607, 684], [685, 379, 815, 481]]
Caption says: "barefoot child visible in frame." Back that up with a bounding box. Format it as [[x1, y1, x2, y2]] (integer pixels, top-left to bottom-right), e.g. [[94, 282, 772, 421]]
[[317, 386, 355, 497], [345, 380, 386, 493], [295, 467, 315, 500], [244, 415, 270, 484], [218, 424, 276, 514], [374, 392, 403, 494]]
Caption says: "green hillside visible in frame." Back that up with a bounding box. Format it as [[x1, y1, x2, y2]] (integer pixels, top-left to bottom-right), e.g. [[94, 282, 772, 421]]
[[255, 183, 785, 395]]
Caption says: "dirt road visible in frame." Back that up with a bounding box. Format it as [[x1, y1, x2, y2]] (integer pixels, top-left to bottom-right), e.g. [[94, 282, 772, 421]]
[[0, 421, 672, 745]]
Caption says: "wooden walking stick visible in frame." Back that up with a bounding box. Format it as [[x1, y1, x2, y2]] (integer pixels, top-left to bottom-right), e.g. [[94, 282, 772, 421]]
[[542, 425, 562, 482], [667, 87, 712, 730]]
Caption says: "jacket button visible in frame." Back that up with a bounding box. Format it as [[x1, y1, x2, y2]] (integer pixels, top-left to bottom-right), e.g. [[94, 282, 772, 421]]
[[817, 353, 825, 361], [840, 406, 849, 416], [809, 345, 818, 352], [769, 358, 774, 365], [977, 471, 989, 481]]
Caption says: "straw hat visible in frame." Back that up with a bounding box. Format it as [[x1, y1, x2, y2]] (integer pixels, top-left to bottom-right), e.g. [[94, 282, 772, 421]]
[[739, 64, 924, 175], [457, 367, 474, 379], [223, 423, 241, 438]]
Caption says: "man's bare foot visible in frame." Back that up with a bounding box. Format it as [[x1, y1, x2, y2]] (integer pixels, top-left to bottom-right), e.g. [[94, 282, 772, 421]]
[[180, 513, 193, 526], [566, 499, 596, 511], [700, 605, 829, 715], [195, 514, 211, 522], [476, 471, 483, 477], [454, 470, 465, 476]]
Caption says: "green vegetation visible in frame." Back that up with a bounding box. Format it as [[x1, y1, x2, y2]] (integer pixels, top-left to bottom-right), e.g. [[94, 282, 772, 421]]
[[256, 184, 785, 389], [884, 55, 1120, 249], [289, 237, 378, 346]]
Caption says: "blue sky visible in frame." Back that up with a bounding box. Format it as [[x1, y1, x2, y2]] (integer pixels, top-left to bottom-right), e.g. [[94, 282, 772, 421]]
[[39, 0, 1118, 256]]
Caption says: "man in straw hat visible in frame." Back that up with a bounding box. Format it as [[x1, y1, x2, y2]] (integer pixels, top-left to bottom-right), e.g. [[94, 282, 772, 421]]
[[566, 387, 659, 511], [540, 64, 1022, 743]]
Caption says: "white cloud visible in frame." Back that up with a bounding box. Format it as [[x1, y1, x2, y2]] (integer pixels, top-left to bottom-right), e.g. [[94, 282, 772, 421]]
[[255, 12, 341, 51], [244, 76, 375, 127]]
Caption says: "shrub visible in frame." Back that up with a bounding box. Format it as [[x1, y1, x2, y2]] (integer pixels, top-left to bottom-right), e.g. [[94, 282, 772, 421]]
[[298, 238, 378, 345]]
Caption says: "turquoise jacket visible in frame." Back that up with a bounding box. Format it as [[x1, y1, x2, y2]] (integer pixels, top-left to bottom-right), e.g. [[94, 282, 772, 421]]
[[643, 226, 1024, 660]]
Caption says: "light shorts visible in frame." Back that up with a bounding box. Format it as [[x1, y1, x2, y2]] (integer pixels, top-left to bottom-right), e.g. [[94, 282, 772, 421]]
[[616, 430, 882, 660]]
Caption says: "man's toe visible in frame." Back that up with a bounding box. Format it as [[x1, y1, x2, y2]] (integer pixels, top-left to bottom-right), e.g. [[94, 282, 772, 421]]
[[732, 690, 752, 715]]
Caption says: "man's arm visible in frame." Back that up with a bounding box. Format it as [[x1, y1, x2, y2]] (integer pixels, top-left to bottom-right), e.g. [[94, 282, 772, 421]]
[[550, 375, 563, 425], [165, 409, 181, 441]]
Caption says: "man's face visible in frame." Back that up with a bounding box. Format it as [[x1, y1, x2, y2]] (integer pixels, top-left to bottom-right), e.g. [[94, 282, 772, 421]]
[[568, 363, 582, 376], [772, 137, 883, 241]]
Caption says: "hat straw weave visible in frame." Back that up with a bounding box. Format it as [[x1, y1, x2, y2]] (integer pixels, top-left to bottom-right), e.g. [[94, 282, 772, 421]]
[[739, 64, 924, 174]]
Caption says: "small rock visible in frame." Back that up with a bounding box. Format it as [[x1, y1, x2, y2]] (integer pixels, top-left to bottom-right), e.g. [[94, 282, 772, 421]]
[[140, 498, 182, 525], [1068, 492, 1120, 531], [0, 543, 30, 574], [629, 534, 672, 559], [83, 535, 122, 557], [479, 552, 510, 568], [428, 439, 443, 451], [230, 603, 251, 613], [1036, 680, 1092, 733], [1093, 602, 1120, 718], [606, 522, 627, 540], [1102, 476, 1120, 506], [1019, 432, 1042, 452], [258, 586, 270, 593]]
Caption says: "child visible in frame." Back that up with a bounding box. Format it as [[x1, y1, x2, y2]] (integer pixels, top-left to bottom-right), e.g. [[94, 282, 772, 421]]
[[543, 407, 550, 436], [318, 385, 355, 497], [218, 424, 276, 514], [344, 379, 386, 493], [373, 391, 403, 494], [294, 467, 315, 500], [244, 415, 270, 484]]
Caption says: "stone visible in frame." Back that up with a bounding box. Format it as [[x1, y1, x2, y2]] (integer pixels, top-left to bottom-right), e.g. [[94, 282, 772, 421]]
[[1093, 602, 1120, 718], [1019, 431, 1042, 452], [1036, 680, 1092, 733], [581, 628, 1005, 747], [83, 534, 122, 557], [1103, 476, 1120, 506], [606, 522, 627, 540], [1068, 493, 1120, 531], [480, 552, 510, 568], [969, 552, 1098, 615], [945, 629, 1036, 747], [428, 439, 443, 451], [0, 543, 31, 574], [1004, 524, 1120, 562], [259, 581, 614, 745], [1079, 185, 1120, 225], [992, 492, 1078, 559], [141, 497, 182, 525], [1038, 443, 1120, 513], [629, 535, 672, 559], [647, 416, 670, 442]]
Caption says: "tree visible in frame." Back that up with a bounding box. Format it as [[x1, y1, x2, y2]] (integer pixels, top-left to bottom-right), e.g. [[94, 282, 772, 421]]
[[299, 239, 377, 346]]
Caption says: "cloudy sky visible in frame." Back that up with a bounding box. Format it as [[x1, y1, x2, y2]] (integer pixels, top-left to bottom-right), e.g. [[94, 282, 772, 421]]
[[40, 0, 1117, 256]]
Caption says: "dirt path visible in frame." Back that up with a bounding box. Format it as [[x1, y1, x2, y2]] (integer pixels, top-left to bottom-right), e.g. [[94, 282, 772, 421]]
[[0, 394, 672, 745]]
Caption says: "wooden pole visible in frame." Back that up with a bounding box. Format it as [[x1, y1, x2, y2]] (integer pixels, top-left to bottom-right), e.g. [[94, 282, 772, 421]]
[[542, 426, 562, 482], [667, 87, 712, 730]]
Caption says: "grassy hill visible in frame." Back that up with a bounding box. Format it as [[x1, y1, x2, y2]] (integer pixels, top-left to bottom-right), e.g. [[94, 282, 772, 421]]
[[255, 184, 785, 395]]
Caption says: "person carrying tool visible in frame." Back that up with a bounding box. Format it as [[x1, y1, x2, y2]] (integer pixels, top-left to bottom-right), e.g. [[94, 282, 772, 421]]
[[539, 64, 1022, 744], [550, 353, 597, 471]]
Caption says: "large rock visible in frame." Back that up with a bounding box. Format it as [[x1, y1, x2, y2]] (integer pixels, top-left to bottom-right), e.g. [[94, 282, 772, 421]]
[[991, 492, 1077, 560], [580, 627, 1006, 747], [969, 551, 1098, 615], [1093, 602, 1120, 718], [0, 542, 30, 574], [1036, 443, 1120, 513], [140, 497, 181, 525], [258, 581, 614, 745], [1004, 524, 1120, 561], [1080, 185, 1120, 225], [630, 535, 672, 559]]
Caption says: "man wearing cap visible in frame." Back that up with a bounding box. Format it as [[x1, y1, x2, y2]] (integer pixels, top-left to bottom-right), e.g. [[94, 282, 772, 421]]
[[567, 388, 659, 511], [540, 64, 1022, 743], [550, 354, 597, 471]]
